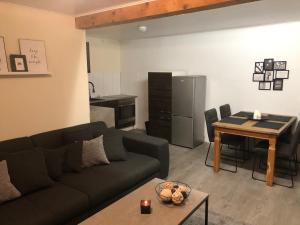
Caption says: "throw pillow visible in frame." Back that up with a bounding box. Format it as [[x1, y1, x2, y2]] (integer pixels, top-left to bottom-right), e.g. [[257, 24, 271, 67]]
[[103, 128, 128, 161], [0, 160, 21, 204], [82, 135, 110, 168], [0, 151, 53, 194], [63, 127, 93, 144], [63, 142, 83, 173], [37, 146, 66, 180]]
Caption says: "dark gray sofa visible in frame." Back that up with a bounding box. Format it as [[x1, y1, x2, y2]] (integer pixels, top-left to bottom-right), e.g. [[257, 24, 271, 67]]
[[0, 121, 169, 225]]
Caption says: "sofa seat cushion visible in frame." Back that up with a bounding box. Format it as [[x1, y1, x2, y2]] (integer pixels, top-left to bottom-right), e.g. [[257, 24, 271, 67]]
[[60, 152, 160, 207], [0, 197, 56, 225], [24, 183, 89, 225]]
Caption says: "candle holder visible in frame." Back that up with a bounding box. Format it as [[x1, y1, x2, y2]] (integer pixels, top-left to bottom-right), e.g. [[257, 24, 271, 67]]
[[140, 200, 151, 214]]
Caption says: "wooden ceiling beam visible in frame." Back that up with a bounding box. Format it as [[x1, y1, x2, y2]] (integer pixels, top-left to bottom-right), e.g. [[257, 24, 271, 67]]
[[75, 0, 259, 29]]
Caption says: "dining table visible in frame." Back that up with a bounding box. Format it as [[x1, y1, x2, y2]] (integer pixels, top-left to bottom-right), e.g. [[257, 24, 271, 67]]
[[212, 111, 297, 186]]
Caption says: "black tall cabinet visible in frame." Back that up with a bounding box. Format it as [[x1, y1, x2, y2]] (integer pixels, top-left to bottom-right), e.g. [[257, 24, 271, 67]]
[[147, 72, 172, 141]]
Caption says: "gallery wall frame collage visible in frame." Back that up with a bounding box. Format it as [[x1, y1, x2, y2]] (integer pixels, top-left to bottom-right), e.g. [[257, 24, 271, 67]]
[[253, 58, 289, 91], [0, 36, 48, 74]]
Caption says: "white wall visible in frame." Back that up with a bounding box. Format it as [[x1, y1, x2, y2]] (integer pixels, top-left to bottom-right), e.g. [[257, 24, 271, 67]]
[[120, 21, 300, 131], [0, 2, 90, 141], [87, 36, 121, 97]]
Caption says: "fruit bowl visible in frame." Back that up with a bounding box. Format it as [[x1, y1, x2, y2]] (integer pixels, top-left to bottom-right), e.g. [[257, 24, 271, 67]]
[[155, 181, 191, 205]]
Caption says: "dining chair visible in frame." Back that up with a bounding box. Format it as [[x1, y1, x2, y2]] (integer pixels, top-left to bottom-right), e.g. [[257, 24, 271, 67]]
[[204, 108, 245, 173], [252, 120, 300, 188], [219, 104, 232, 119]]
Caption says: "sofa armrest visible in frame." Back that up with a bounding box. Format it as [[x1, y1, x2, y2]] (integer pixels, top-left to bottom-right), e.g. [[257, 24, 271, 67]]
[[123, 133, 169, 178]]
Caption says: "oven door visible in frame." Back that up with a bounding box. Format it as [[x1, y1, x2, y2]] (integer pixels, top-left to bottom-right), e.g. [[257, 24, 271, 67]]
[[115, 104, 136, 128]]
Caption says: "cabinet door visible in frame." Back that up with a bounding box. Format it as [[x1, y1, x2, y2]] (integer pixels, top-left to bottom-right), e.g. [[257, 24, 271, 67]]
[[172, 116, 193, 148], [172, 77, 194, 117]]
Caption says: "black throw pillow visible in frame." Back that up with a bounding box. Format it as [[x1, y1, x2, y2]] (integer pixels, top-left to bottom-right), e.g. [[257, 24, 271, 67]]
[[0, 150, 53, 194], [103, 128, 128, 161], [63, 127, 93, 144], [37, 146, 66, 180], [63, 142, 83, 173]]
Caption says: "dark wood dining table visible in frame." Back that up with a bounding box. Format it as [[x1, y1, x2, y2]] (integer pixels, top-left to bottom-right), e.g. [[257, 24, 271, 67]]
[[212, 111, 297, 186]]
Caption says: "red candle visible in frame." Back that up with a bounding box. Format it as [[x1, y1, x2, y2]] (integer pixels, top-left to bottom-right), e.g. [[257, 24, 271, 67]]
[[140, 200, 151, 214]]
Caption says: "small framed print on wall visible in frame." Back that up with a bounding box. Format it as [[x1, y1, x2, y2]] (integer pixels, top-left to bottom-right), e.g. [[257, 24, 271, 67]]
[[19, 39, 48, 72], [259, 81, 271, 90], [273, 79, 283, 91], [10, 54, 28, 72], [254, 62, 264, 73], [274, 70, 289, 79], [274, 61, 287, 70], [263, 58, 274, 71], [264, 71, 274, 81], [0, 36, 9, 73], [253, 73, 265, 82]]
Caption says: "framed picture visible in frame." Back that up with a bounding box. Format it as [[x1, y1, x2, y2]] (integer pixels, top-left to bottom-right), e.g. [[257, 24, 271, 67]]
[[10, 55, 28, 72], [259, 81, 271, 90], [274, 70, 289, 79], [263, 58, 274, 71], [264, 71, 274, 81], [19, 39, 48, 72], [254, 62, 264, 73], [274, 61, 287, 70], [253, 73, 265, 82], [273, 79, 283, 91], [0, 36, 9, 73]]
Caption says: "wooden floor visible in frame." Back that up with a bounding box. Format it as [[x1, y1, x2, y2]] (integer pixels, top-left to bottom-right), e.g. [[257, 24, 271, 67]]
[[167, 143, 300, 225]]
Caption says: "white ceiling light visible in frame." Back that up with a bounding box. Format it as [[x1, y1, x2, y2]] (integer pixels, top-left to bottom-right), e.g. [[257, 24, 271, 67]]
[[138, 25, 147, 32]]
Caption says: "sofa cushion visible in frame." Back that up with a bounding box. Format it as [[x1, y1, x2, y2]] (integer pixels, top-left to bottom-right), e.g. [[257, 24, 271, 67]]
[[63, 142, 83, 173], [63, 127, 93, 144], [0, 197, 56, 225], [31, 129, 64, 149], [60, 152, 160, 207], [0, 160, 21, 204], [0, 151, 53, 194], [24, 183, 89, 225], [82, 136, 110, 168], [90, 121, 108, 138], [0, 137, 33, 153], [103, 128, 128, 161], [37, 147, 66, 180]]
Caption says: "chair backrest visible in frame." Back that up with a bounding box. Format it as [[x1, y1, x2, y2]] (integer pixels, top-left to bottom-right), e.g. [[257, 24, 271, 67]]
[[204, 108, 219, 143], [219, 104, 231, 119], [290, 121, 300, 156]]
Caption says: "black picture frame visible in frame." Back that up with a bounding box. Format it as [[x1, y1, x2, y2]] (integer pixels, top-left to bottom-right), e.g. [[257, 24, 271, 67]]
[[254, 62, 264, 73], [263, 58, 274, 71], [274, 61, 287, 70], [10, 54, 28, 72], [264, 71, 274, 82], [253, 73, 265, 82], [274, 70, 289, 79], [259, 81, 271, 90], [273, 79, 283, 91]]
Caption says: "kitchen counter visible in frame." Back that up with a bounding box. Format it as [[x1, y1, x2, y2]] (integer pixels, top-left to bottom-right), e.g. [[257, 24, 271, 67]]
[[90, 95, 137, 105]]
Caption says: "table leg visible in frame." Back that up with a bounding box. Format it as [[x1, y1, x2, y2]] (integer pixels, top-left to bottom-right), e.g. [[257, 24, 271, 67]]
[[205, 198, 209, 225], [213, 130, 221, 172], [266, 137, 277, 186]]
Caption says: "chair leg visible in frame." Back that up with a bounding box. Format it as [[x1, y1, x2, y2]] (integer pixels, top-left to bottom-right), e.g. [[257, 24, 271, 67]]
[[204, 142, 237, 173], [290, 160, 294, 188], [205, 143, 212, 167]]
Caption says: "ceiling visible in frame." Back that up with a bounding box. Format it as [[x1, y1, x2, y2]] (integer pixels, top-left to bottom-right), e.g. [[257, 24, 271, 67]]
[[1, 0, 149, 15], [86, 0, 300, 40]]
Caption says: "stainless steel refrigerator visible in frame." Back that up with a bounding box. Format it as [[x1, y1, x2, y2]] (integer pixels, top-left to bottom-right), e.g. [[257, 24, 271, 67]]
[[172, 76, 206, 148]]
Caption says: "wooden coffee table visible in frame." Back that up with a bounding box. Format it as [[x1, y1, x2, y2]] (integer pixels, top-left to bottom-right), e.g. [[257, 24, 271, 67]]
[[80, 178, 209, 225]]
